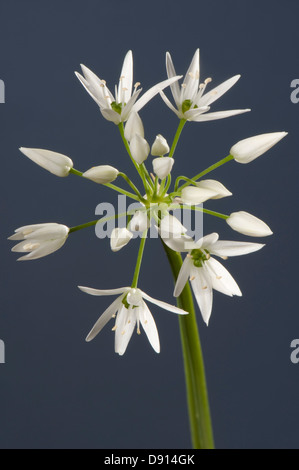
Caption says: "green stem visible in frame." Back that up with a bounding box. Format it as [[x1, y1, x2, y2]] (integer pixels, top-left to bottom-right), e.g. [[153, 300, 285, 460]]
[[69, 168, 83, 176], [168, 119, 187, 158], [180, 205, 229, 220], [162, 241, 215, 450], [131, 231, 147, 288], [69, 211, 128, 233], [179, 155, 234, 191], [119, 172, 143, 200]]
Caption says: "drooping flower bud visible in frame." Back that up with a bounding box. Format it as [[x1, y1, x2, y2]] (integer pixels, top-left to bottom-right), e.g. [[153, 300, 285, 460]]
[[129, 135, 150, 164], [129, 211, 150, 232], [152, 157, 174, 179], [226, 211, 273, 237], [110, 228, 133, 252], [230, 132, 287, 164], [83, 165, 119, 184], [19, 147, 73, 177]]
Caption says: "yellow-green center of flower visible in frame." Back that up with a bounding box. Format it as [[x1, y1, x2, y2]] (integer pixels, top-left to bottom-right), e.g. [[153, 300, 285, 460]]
[[191, 249, 210, 268]]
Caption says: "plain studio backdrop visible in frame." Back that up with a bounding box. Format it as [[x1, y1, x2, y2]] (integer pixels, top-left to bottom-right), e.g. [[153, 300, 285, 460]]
[[0, 0, 298, 449]]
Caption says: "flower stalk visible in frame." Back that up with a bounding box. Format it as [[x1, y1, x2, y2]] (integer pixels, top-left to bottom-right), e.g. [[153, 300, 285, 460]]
[[162, 241, 215, 449]]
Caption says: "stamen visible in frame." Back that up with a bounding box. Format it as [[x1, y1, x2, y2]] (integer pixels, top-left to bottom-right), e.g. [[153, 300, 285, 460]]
[[216, 276, 222, 280], [188, 72, 195, 79], [119, 75, 125, 80], [204, 77, 212, 84], [220, 256, 228, 260], [181, 83, 186, 89], [190, 276, 196, 281], [202, 286, 208, 290], [121, 330, 125, 336], [199, 83, 205, 89], [187, 254, 192, 258], [195, 70, 200, 79], [111, 325, 117, 331], [137, 327, 141, 335], [112, 314, 116, 318], [122, 87, 128, 92], [134, 82, 141, 88]]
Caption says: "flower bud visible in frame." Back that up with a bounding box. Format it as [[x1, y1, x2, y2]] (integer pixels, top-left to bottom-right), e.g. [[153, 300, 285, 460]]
[[129, 134, 150, 164], [152, 157, 174, 179], [8, 223, 69, 260], [110, 228, 133, 252], [124, 112, 144, 142], [195, 179, 232, 199], [83, 165, 119, 184], [129, 211, 150, 232], [151, 134, 170, 156], [226, 211, 273, 237], [230, 132, 288, 164], [181, 186, 218, 205], [19, 147, 73, 177]]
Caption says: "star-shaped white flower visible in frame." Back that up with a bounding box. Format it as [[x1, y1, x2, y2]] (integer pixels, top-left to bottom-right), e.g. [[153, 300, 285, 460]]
[[78, 286, 188, 355], [174, 233, 264, 325], [160, 49, 250, 122], [75, 50, 182, 125]]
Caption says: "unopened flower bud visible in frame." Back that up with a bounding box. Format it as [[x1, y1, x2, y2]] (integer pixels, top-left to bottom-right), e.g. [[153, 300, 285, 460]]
[[226, 211, 273, 237], [151, 134, 170, 156], [195, 179, 232, 199], [230, 132, 288, 164], [110, 228, 133, 252], [83, 165, 119, 184], [130, 135, 150, 164], [19, 147, 73, 177], [152, 157, 174, 179]]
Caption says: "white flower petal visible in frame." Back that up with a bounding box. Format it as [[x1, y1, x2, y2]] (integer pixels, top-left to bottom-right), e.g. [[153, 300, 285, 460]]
[[16, 238, 67, 261], [160, 214, 188, 237], [133, 75, 183, 113], [166, 51, 181, 107], [118, 50, 133, 105], [140, 290, 188, 315], [100, 107, 122, 124], [140, 301, 160, 353], [183, 49, 200, 102], [192, 109, 251, 122], [173, 256, 193, 297], [78, 286, 129, 296], [115, 305, 136, 356], [194, 232, 219, 250], [85, 296, 123, 342], [196, 75, 241, 108], [153, 157, 174, 179], [211, 240, 265, 257], [159, 90, 181, 117], [161, 232, 194, 253], [205, 258, 242, 297], [190, 266, 213, 325], [183, 106, 210, 121]]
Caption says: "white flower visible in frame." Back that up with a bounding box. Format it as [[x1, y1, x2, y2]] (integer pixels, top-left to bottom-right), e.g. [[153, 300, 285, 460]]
[[78, 286, 188, 355], [129, 211, 150, 232], [230, 132, 288, 164], [195, 179, 232, 199], [153, 157, 174, 179], [124, 111, 144, 141], [226, 211, 273, 237], [19, 147, 73, 177], [181, 185, 218, 205], [129, 134, 150, 164], [151, 134, 170, 156], [8, 223, 69, 260], [83, 165, 119, 184], [75, 50, 182, 125], [174, 233, 264, 325], [160, 48, 250, 122], [110, 228, 133, 252]]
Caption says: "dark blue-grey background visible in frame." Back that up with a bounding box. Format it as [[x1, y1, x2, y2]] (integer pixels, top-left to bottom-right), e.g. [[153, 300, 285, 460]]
[[0, 0, 298, 449]]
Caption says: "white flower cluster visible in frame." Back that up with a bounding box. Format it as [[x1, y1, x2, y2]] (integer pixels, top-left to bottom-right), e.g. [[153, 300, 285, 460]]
[[9, 49, 287, 354]]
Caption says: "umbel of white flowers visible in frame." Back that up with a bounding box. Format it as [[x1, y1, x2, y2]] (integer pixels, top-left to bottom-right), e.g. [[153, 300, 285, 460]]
[[75, 50, 182, 125], [78, 286, 188, 355]]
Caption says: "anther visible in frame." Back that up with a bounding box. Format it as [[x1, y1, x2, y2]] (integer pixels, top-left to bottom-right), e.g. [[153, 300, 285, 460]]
[[181, 83, 186, 88], [204, 77, 212, 84], [134, 82, 141, 88], [202, 286, 208, 290], [190, 276, 196, 281], [111, 325, 117, 331], [216, 276, 222, 280], [137, 327, 141, 335]]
